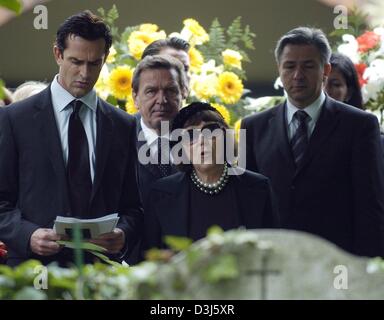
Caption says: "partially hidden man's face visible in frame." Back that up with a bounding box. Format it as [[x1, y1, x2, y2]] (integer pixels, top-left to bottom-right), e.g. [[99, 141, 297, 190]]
[[160, 47, 190, 73], [133, 68, 183, 134], [278, 44, 331, 108], [54, 34, 107, 98]]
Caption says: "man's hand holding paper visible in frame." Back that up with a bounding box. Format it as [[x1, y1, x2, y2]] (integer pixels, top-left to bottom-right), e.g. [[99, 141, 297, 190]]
[[89, 228, 125, 254]]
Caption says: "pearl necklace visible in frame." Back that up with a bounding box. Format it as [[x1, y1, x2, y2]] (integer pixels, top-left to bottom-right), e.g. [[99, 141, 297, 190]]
[[190, 162, 229, 195]]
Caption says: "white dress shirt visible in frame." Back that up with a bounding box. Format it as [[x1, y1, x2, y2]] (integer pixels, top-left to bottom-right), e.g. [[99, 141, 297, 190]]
[[140, 118, 173, 163], [50, 75, 97, 181], [286, 91, 325, 141]]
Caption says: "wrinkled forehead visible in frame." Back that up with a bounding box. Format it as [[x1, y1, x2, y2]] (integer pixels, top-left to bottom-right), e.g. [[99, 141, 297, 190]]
[[279, 44, 322, 64], [139, 67, 180, 87]]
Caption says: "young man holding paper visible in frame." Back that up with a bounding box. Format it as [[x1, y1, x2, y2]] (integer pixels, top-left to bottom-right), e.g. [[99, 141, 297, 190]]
[[0, 11, 143, 267]]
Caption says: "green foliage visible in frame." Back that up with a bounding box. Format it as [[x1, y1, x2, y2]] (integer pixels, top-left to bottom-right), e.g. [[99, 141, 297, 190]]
[[199, 18, 226, 63], [0, 229, 276, 299], [226, 17, 256, 63], [164, 235, 192, 251], [57, 241, 107, 253], [199, 17, 256, 66], [0, 79, 5, 100], [367, 257, 384, 274], [97, 5, 120, 41], [0, 0, 22, 14], [202, 254, 239, 283], [207, 225, 224, 236]]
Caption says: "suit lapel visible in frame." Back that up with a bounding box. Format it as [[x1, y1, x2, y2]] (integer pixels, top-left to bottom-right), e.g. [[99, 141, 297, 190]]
[[34, 87, 69, 210], [271, 103, 296, 172], [231, 171, 265, 228], [136, 115, 176, 178], [155, 173, 189, 237], [90, 100, 113, 202], [294, 97, 340, 177]]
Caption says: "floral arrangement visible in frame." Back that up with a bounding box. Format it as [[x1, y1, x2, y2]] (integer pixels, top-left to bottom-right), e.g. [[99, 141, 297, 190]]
[[328, 10, 384, 122], [0, 241, 7, 262], [334, 30, 384, 121], [95, 6, 256, 126]]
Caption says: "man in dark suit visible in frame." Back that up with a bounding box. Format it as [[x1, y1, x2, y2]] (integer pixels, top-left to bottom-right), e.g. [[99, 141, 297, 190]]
[[132, 55, 189, 213], [125, 55, 188, 262], [0, 11, 142, 266], [241, 27, 384, 257]]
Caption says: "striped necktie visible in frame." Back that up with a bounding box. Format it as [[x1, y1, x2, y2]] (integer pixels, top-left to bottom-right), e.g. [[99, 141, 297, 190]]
[[157, 137, 172, 177], [291, 110, 309, 167]]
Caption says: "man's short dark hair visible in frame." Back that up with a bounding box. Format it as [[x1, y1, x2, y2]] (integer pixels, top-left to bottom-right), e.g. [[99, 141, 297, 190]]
[[132, 54, 188, 97], [55, 10, 112, 56], [141, 37, 190, 59], [274, 27, 331, 66]]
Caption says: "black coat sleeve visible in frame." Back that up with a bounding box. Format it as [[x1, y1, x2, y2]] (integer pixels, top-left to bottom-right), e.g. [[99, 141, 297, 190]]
[[0, 108, 40, 257]]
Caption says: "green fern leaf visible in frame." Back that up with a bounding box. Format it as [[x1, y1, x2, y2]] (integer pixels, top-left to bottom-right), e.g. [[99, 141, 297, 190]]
[[227, 17, 243, 47], [199, 18, 226, 64]]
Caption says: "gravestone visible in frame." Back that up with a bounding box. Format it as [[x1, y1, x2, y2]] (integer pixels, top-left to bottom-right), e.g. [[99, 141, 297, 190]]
[[162, 229, 384, 299]]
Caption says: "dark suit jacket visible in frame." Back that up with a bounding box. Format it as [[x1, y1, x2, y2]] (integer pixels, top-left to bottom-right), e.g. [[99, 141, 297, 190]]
[[241, 96, 384, 257], [0, 86, 143, 266], [143, 169, 279, 251], [134, 114, 178, 212]]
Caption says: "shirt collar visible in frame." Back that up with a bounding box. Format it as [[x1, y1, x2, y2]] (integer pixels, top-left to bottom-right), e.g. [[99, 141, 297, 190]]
[[140, 117, 170, 146], [286, 91, 325, 125], [50, 75, 98, 112]]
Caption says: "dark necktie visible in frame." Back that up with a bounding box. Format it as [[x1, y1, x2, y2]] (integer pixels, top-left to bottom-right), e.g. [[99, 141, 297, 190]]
[[157, 137, 172, 177], [291, 110, 309, 167], [67, 100, 92, 217]]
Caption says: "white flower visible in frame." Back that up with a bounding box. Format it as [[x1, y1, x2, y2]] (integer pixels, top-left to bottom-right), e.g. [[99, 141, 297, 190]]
[[372, 27, 384, 58], [274, 77, 283, 90], [200, 59, 224, 76], [168, 32, 187, 41], [243, 96, 275, 111], [362, 59, 384, 102], [337, 34, 360, 63]]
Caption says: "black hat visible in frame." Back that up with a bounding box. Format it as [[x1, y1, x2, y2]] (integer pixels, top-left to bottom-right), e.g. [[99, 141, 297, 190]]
[[171, 102, 224, 131]]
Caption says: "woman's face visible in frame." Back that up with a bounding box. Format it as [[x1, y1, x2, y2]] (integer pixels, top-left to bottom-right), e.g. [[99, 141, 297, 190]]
[[181, 121, 225, 169], [325, 68, 349, 103]]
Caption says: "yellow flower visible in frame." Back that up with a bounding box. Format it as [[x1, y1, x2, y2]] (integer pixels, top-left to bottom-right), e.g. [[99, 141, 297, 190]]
[[128, 29, 166, 60], [129, 40, 148, 60], [217, 72, 243, 104], [191, 73, 218, 101], [182, 18, 209, 45], [139, 23, 159, 33], [222, 49, 243, 69], [95, 65, 110, 100], [106, 46, 117, 64], [125, 95, 137, 115], [211, 103, 231, 124], [108, 66, 133, 100], [189, 47, 204, 73], [234, 119, 242, 142]]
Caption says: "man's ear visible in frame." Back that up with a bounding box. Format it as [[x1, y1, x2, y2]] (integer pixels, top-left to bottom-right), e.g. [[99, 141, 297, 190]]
[[53, 45, 63, 66], [324, 63, 331, 78], [132, 91, 140, 111], [182, 86, 189, 100]]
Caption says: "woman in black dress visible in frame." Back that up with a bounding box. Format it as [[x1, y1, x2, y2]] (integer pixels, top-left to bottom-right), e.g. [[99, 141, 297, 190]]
[[142, 102, 279, 251]]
